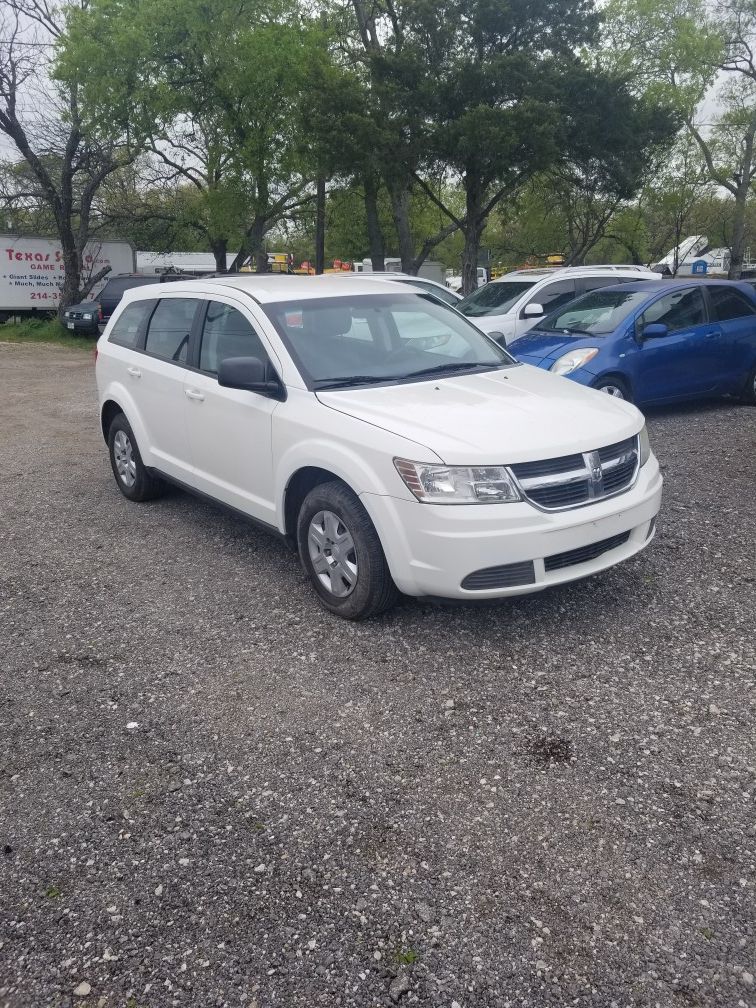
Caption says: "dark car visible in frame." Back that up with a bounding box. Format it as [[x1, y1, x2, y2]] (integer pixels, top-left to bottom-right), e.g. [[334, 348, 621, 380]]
[[509, 279, 756, 406], [63, 273, 187, 334]]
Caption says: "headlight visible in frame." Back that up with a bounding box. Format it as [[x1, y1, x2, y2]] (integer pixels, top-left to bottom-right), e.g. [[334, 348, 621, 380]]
[[82, 313, 92, 320], [550, 347, 599, 376], [639, 424, 651, 466], [394, 458, 520, 504]]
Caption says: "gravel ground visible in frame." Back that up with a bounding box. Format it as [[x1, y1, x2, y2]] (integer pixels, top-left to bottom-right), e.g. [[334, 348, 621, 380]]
[[0, 341, 754, 1008]]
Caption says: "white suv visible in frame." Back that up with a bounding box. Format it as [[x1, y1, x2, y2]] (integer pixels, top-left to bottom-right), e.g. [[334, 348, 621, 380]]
[[459, 265, 661, 344], [96, 275, 662, 620]]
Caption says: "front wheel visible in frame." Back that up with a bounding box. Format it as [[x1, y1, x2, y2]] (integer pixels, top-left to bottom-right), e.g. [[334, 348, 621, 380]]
[[296, 481, 399, 620], [592, 377, 631, 402]]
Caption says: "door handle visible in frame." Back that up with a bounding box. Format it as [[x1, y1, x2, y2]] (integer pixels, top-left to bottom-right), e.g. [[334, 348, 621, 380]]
[[185, 388, 205, 402], [127, 366, 141, 378]]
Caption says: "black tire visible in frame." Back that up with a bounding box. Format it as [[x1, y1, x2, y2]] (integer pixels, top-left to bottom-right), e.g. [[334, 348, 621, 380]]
[[296, 480, 399, 620], [106, 412, 165, 502], [740, 364, 756, 404], [592, 376, 632, 402]]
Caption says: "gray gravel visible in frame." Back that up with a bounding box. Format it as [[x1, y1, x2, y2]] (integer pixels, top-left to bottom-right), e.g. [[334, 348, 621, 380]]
[[1, 341, 755, 1008]]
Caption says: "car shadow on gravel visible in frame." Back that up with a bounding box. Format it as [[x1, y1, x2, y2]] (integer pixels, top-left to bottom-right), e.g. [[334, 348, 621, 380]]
[[642, 395, 751, 419]]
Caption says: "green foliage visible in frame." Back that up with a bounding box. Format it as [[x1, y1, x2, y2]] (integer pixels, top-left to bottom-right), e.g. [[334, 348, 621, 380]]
[[601, 0, 723, 113], [57, 0, 330, 262], [394, 947, 419, 966]]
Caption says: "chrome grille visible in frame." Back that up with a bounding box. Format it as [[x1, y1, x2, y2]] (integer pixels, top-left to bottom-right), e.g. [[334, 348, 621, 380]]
[[510, 436, 639, 512]]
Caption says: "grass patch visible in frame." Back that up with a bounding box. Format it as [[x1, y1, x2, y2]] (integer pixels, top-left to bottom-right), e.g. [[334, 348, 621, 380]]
[[394, 948, 419, 966], [0, 318, 95, 351]]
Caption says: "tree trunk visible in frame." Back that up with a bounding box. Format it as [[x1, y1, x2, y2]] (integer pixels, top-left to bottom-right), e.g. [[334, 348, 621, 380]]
[[461, 184, 484, 297], [728, 183, 749, 280], [461, 224, 484, 296], [211, 238, 228, 273], [386, 177, 415, 273], [57, 233, 81, 315], [363, 172, 385, 271], [315, 176, 326, 275]]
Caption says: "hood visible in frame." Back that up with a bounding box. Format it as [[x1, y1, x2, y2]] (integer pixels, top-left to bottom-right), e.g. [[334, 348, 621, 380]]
[[509, 330, 597, 361], [64, 300, 100, 312], [317, 365, 641, 465]]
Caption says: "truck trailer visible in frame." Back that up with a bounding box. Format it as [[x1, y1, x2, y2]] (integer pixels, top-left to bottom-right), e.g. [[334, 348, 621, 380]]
[[0, 234, 135, 321]]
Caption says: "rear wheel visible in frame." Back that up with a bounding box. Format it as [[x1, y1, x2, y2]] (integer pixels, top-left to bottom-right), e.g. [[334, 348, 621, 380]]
[[592, 376, 631, 402], [740, 364, 756, 404], [107, 413, 165, 502], [296, 480, 398, 620]]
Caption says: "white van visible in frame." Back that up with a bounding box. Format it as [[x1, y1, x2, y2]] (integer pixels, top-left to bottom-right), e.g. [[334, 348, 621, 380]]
[[458, 266, 661, 344]]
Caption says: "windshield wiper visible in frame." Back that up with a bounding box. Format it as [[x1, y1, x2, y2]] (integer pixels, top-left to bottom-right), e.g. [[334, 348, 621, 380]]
[[404, 361, 500, 379], [561, 327, 596, 336], [314, 375, 400, 390]]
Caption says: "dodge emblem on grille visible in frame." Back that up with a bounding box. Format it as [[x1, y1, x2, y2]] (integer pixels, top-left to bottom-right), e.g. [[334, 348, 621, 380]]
[[586, 451, 603, 496]]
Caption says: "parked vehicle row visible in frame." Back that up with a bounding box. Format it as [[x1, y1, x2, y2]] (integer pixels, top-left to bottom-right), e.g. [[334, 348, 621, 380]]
[[456, 264, 661, 343]]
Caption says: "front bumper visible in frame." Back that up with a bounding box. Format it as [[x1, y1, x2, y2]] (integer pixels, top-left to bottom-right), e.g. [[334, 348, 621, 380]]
[[63, 316, 99, 334], [362, 456, 662, 599]]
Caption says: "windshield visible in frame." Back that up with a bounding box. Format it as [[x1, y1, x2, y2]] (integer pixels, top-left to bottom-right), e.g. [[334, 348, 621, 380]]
[[534, 288, 651, 335], [263, 292, 515, 389], [457, 280, 536, 317]]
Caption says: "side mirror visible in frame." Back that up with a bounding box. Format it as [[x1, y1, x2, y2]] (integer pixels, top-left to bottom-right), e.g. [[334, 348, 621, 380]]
[[641, 322, 669, 341], [522, 302, 544, 318], [487, 330, 507, 345], [218, 356, 284, 399]]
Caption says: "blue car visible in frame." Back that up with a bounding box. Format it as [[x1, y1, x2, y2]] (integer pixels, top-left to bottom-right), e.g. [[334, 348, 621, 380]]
[[508, 280, 756, 406]]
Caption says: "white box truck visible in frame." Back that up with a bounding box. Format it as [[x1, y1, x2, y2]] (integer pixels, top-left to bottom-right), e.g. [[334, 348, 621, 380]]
[[0, 234, 135, 321]]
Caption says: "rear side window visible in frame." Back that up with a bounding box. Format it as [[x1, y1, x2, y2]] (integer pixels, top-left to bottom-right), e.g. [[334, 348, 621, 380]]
[[145, 298, 201, 363], [199, 302, 268, 374], [107, 299, 157, 349], [708, 287, 756, 322]]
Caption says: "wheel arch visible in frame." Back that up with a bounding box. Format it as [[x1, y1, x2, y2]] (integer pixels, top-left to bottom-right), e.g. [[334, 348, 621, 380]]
[[98, 386, 153, 466], [100, 399, 123, 442], [592, 371, 633, 401], [282, 466, 349, 540]]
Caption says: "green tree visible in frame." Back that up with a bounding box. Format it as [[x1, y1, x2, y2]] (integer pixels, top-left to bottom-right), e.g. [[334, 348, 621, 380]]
[[58, 0, 324, 271], [605, 0, 756, 277], [396, 0, 675, 292]]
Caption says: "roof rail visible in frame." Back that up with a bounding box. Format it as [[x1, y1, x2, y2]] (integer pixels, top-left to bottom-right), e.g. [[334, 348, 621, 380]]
[[577, 264, 654, 272], [502, 264, 657, 278]]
